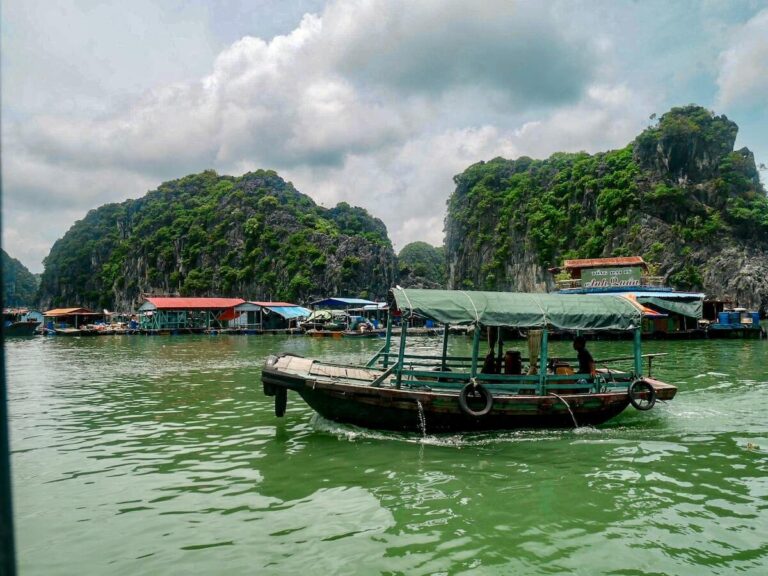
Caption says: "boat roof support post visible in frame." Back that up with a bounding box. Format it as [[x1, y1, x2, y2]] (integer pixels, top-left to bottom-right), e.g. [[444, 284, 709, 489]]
[[538, 329, 549, 395], [470, 323, 481, 378], [441, 323, 449, 370], [634, 327, 642, 378], [395, 321, 408, 388], [383, 319, 393, 368]]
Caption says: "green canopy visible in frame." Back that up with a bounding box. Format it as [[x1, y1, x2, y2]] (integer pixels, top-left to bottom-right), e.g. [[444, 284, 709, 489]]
[[636, 296, 702, 319], [388, 288, 642, 331]]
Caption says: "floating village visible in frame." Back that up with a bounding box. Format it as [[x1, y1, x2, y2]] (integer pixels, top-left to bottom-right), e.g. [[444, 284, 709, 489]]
[[5, 256, 764, 340]]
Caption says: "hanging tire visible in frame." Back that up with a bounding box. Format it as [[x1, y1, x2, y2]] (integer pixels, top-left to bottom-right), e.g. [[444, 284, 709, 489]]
[[263, 381, 276, 397], [275, 387, 288, 417], [628, 379, 656, 411], [458, 382, 493, 417]]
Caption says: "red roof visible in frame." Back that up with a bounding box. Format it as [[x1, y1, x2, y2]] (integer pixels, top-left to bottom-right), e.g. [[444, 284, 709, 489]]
[[44, 307, 97, 316], [563, 256, 647, 270], [250, 301, 299, 307], [144, 297, 245, 310]]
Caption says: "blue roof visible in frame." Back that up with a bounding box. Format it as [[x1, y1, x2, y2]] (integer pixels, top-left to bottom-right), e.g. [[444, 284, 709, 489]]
[[309, 297, 377, 308], [560, 287, 704, 299], [265, 305, 311, 319]]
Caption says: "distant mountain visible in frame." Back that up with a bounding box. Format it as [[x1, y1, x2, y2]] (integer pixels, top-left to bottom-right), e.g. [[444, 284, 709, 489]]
[[397, 242, 446, 288], [445, 105, 768, 313], [38, 170, 397, 310], [2, 249, 39, 307]]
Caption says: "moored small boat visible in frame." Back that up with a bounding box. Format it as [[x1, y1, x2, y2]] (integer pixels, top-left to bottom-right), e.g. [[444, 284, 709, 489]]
[[262, 289, 677, 433], [3, 320, 41, 337], [3, 308, 41, 337]]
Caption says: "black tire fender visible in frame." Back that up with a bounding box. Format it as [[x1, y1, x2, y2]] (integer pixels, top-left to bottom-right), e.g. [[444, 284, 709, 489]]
[[628, 379, 656, 411], [275, 387, 288, 417], [263, 381, 276, 397], [458, 382, 493, 417]]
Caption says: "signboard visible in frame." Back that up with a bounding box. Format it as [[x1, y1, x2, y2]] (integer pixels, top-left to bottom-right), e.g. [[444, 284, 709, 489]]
[[581, 267, 642, 288]]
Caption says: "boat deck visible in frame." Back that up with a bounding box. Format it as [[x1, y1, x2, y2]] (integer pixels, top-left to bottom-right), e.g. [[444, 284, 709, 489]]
[[268, 355, 677, 400]]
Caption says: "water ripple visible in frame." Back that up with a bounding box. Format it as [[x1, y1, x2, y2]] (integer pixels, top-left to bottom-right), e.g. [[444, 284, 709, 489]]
[[6, 336, 768, 575]]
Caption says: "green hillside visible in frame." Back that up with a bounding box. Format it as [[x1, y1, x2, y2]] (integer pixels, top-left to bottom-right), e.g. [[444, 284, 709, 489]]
[[38, 170, 397, 310], [445, 105, 768, 312]]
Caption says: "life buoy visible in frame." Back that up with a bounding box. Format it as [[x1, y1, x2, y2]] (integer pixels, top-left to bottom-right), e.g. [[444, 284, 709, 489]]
[[628, 379, 656, 411], [275, 387, 288, 417], [458, 382, 493, 417]]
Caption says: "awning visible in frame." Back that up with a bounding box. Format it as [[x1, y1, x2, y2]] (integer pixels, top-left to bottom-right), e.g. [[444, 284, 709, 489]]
[[389, 288, 642, 330], [622, 294, 667, 318], [265, 305, 311, 319], [636, 296, 702, 319]]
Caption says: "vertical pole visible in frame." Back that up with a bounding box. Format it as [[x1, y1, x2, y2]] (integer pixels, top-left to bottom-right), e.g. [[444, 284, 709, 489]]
[[382, 318, 393, 369], [634, 328, 643, 378], [496, 327, 504, 372], [441, 323, 450, 370], [538, 329, 549, 395], [395, 321, 408, 388], [470, 323, 481, 378]]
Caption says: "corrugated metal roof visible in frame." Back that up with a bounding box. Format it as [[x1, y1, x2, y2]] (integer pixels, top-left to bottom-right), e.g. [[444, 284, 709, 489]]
[[564, 257, 646, 270], [309, 297, 377, 308], [142, 297, 246, 310], [44, 307, 96, 316], [250, 301, 299, 307]]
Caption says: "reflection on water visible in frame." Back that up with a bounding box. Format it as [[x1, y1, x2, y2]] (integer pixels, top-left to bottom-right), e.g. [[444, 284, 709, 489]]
[[6, 335, 768, 575]]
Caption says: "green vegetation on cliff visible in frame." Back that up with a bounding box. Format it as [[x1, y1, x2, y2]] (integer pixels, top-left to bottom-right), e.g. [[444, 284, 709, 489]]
[[445, 105, 768, 309], [39, 170, 396, 310], [397, 242, 446, 288], [2, 249, 39, 307]]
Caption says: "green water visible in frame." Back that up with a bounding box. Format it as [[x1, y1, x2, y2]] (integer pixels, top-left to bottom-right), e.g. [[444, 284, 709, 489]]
[[6, 335, 768, 575]]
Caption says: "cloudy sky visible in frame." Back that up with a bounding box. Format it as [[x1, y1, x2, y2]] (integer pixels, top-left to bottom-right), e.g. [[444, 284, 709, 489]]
[[2, 0, 767, 273]]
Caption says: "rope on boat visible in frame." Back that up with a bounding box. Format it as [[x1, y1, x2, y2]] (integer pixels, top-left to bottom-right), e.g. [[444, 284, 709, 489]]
[[548, 392, 579, 428], [399, 287, 414, 317], [459, 291, 480, 323]]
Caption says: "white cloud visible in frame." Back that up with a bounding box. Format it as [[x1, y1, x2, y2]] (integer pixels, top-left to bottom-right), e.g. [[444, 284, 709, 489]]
[[10, 0, 759, 275], [3, 0, 604, 271], [716, 9, 768, 109], [284, 84, 655, 255]]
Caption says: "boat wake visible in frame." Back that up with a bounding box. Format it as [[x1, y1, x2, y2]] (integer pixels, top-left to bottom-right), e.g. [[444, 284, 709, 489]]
[[309, 414, 603, 447]]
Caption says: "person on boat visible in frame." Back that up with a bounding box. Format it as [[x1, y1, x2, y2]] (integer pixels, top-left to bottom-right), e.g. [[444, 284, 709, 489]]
[[504, 350, 522, 375], [572, 336, 596, 377], [481, 350, 498, 374]]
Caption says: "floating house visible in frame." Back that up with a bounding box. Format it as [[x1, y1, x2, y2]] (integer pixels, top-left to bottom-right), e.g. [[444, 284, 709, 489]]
[[44, 307, 104, 329], [345, 302, 389, 328], [138, 297, 246, 333], [309, 297, 378, 309], [551, 257, 705, 337], [231, 302, 311, 332]]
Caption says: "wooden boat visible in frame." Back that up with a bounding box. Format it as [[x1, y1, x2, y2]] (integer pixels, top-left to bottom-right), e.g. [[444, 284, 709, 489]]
[[262, 289, 677, 433], [3, 320, 40, 337], [54, 327, 99, 336], [3, 308, 41, 336], [305, 328, 385, 338]]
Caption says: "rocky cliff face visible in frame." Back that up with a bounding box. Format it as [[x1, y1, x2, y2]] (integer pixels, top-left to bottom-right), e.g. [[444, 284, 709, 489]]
[[2, 249, 39, 307], [38, 170, 397, 310], [445, 105, 768, 313]]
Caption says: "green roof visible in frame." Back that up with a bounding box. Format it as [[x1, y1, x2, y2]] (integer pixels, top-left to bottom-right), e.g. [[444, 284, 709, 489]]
[[389, 288, 642, 331]]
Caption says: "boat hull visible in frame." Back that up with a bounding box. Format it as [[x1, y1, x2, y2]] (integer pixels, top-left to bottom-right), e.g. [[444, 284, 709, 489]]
[[3, 321, 40, 337], [261, 361, 675, 433]]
